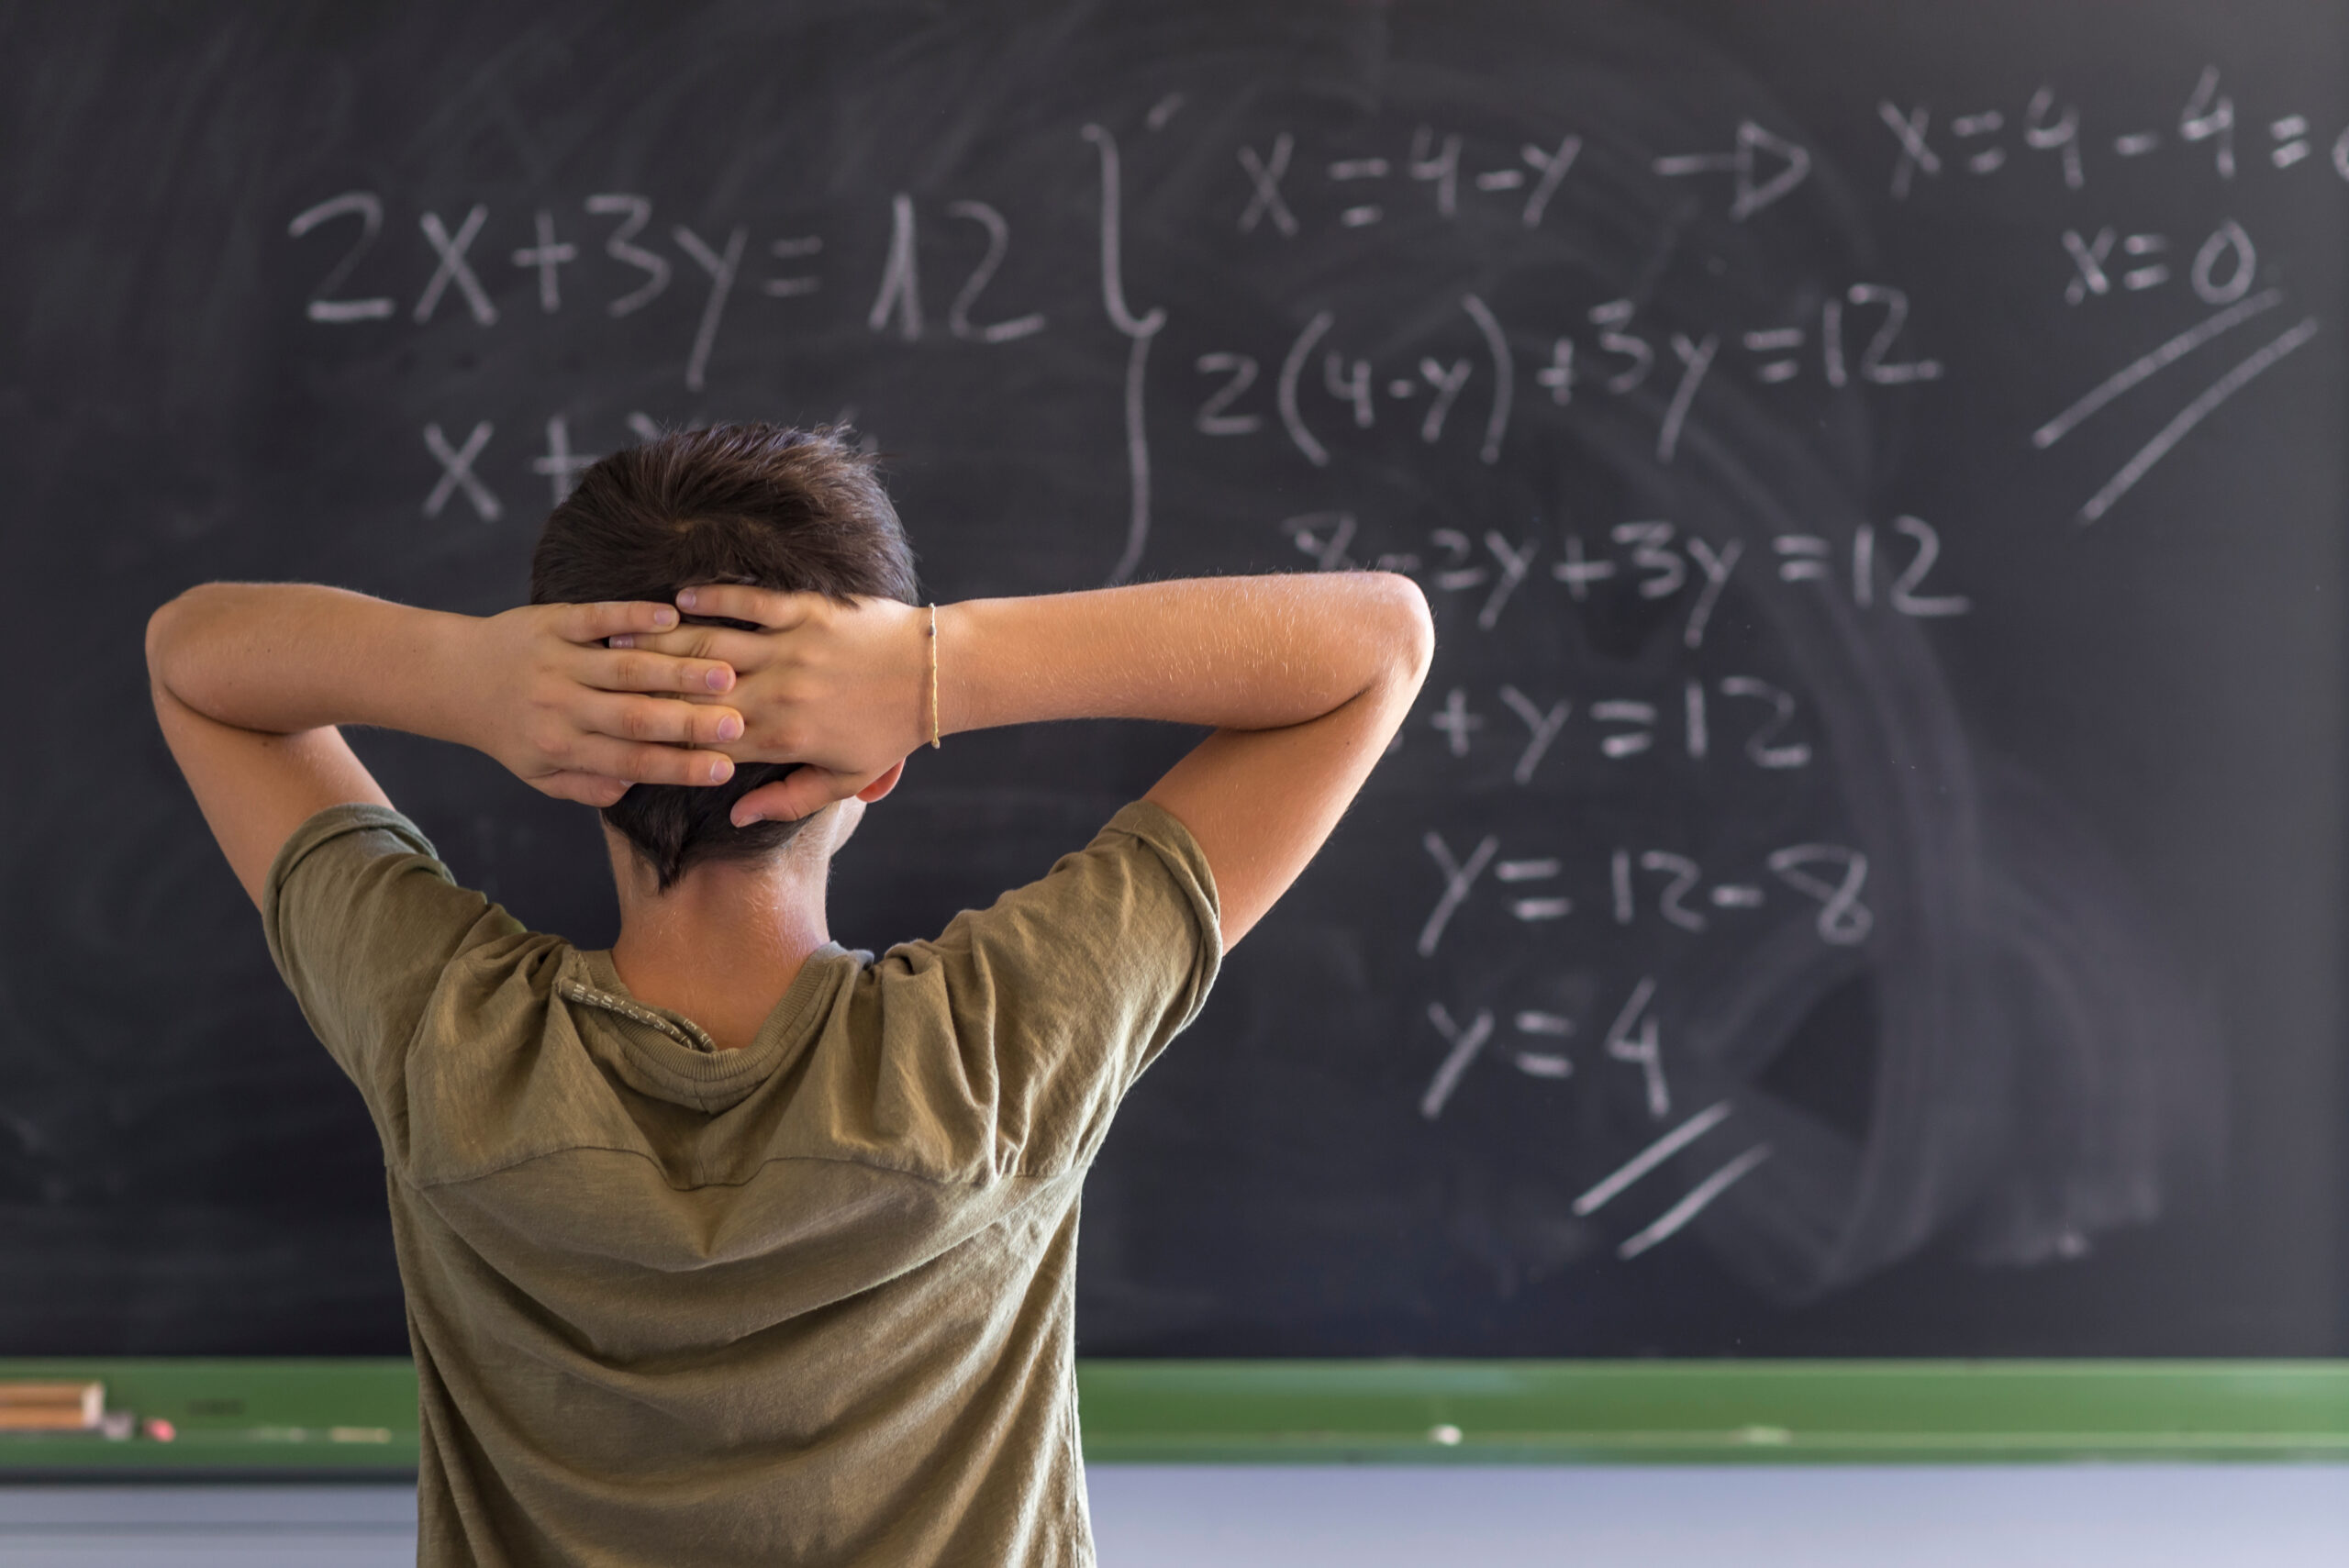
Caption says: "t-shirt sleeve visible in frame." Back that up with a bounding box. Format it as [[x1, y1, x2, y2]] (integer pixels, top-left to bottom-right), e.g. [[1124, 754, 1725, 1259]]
[[262, 804, 523, 1145], [880, 799, 1222, 1173]]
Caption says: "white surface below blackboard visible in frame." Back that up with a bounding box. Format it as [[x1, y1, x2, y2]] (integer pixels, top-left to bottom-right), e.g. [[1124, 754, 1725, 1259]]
[[1, 1467, 2343, 1566]]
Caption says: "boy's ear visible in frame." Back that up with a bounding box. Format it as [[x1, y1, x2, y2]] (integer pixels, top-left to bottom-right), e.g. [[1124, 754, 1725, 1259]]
[[854, 761, 905, 804]]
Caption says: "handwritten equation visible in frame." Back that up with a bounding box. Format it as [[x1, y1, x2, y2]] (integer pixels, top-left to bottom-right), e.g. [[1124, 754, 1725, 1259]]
[[285, 82, 2334, 539], [280, 61, 2332, 1272]]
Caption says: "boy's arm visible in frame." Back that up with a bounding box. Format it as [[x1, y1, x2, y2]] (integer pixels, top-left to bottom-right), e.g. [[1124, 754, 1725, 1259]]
[[146, 583, 746, 905], [943, 578, 1433, 945], [619, 575, 1435, 946]]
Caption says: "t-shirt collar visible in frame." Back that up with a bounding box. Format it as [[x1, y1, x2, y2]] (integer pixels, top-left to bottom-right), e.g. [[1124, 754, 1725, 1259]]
[[555, 944, 859, 1113]]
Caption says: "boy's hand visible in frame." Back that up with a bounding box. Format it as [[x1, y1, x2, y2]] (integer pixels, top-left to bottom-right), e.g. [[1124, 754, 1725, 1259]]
[[465, 601, 747, 807], [611, 584, 928, 824]]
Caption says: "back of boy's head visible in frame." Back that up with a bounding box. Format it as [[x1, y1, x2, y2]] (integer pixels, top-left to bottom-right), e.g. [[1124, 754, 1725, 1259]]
[[529, 424, 917, 890]]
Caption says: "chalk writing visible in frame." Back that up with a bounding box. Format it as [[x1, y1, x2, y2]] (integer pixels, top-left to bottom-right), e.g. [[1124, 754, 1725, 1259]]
[[286, 192, 394, 322], [276, 61, 2329, 1282], [1415, 838, 1870, 948]]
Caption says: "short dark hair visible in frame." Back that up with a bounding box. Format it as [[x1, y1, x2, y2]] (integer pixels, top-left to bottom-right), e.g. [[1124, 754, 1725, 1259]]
[[529, 424, 917, 889]]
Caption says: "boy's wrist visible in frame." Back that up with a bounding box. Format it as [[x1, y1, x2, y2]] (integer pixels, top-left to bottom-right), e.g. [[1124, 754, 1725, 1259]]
[[413, 609, 497, 755], [930, 600, 962, 743], [931, 597, 1002, 739]]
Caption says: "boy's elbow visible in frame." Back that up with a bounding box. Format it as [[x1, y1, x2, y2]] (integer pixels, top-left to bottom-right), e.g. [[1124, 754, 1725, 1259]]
[[145, 595, 185, 684], [145, 585, 216, 692], [1368, 572, 1435, 689]]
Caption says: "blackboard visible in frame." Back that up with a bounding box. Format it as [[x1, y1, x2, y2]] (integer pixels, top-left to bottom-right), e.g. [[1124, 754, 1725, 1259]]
[[4, 0, 2343, 1360]]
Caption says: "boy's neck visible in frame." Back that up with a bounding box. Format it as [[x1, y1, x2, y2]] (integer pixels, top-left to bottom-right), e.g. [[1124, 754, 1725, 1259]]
[[602, 824, 837, 1052]]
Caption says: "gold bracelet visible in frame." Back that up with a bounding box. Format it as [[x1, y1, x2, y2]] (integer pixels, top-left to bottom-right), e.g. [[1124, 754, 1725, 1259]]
[[926, 604, 941, 749]]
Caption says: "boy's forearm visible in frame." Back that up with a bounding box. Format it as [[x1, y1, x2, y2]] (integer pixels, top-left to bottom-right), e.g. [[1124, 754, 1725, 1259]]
[[147, 584, 484, 746], [938, 573, 1431, 737]]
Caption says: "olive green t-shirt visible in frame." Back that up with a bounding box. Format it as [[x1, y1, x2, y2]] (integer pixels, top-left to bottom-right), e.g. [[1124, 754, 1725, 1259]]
[[262, 800, 1220, 1568]]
